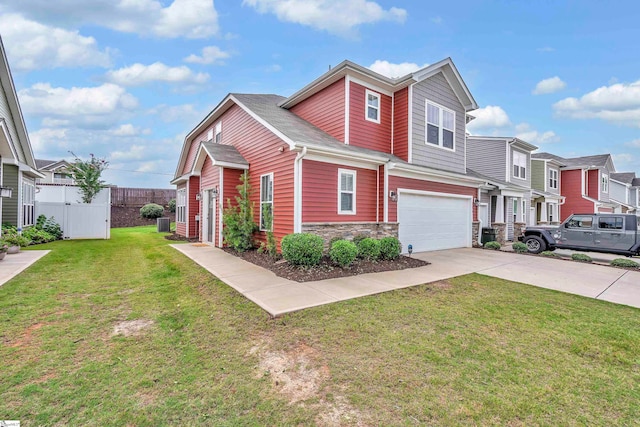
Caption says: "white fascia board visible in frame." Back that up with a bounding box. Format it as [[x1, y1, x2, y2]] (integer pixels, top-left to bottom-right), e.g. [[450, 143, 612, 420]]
[[388, 164, 485, 188], [303, 152, 380, 171], [300, 143, 389, 164], [170, 172, 199, 185], [19, 163, 45, 178], [349, 76, 393, 97]]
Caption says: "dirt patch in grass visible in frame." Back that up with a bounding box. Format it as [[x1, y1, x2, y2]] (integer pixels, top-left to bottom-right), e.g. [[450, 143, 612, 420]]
[[112, 319, 154, 337], [225, 249, 428, 282], [9, 322, 45, 348]]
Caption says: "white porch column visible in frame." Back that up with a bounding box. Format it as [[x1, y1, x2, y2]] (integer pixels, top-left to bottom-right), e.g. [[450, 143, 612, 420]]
[[540, 202, 548, 223], [495, 195, 505, 222]]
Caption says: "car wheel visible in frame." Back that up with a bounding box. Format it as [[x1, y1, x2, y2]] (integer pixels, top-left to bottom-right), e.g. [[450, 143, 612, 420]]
[[524, 236, 546, 254]]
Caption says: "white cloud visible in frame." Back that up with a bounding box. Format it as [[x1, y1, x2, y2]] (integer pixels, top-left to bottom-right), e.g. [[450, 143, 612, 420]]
[[184, 46, 231, 65], [19, 83, 138, 122], [265, 64, 282, 72], [110, 145, 146, 160], [467, 105, 511, 133], [368, 60, 429, 78], [0, 13, 111, 71], [553, 80, 640, 127], [612, 153, 634, 165], [29, 128, 69, 152], [1, 0, 219, 39], [243, 0, 406, 36], [532, 76, 566, 95], [111, 124, 151, 137], [625, 139, 640, 147], [514, 123, 559, 145], [147, 104, 203, 124], [105, 62, 209, 86]]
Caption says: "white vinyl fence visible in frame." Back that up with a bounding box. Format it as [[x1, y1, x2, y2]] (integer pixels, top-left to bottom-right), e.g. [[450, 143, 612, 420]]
[[35, 185, 111, 239]]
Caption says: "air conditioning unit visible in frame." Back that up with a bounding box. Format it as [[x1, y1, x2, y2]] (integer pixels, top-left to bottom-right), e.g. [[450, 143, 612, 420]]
[[157, 217, 171, 233]]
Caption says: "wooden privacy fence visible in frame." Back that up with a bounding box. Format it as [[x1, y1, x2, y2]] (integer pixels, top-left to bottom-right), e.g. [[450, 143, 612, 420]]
[[111, 187, 176, 207]]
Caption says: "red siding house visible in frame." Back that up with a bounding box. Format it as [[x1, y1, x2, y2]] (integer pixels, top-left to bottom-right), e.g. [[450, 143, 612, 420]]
[[172, 58, 488, 253]]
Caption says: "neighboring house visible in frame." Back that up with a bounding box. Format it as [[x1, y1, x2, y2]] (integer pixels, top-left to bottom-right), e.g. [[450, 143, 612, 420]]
[[610, 172, 638, 215], [173, 58, 491, 253], [0, 37, 44, 228], [530, 155, 565, 226], [532, 153, 617, 221], [466, 136, 537, 242], [35, 159, 75, 185]]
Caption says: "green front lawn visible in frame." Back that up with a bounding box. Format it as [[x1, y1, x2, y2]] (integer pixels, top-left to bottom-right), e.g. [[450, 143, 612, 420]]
[[1, 226, 639, 425]]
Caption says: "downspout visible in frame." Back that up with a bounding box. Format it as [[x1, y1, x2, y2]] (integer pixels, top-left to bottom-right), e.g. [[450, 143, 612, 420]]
[[294, 146, 307, 233], [383, 160, 391, 223]]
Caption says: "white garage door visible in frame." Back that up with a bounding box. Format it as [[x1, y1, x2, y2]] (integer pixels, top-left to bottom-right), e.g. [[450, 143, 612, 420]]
[[398, 191, 472, 253]]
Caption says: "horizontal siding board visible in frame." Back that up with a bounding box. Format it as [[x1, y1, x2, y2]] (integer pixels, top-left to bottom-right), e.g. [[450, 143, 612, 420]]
[[348, 82, 392, 153], [531, 160, 544, 191], [0, 81, 26, 162], [290, 78, 345, 142], [1, 164, 18, 225], [588, 170, 599, 200], [411, 73, 466, 174], [188, 177, 200, 238], [560, 169, 594, 221], [466, 138, 507, 180], [392, 87, 409, 161], [302, 160, 377, 222]]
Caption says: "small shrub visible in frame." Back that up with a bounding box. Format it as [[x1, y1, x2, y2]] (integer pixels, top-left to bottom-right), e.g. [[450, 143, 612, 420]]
[[379, 236, 401, 260], [2, 230, 31, 247], [168, 198, 176, 213], [512, 242, 528, 253], [352, 234, 368, 246], [22, 227, 56, 245], [357, 237, 381, 261], [610, 258, 639, 269], [329, 236, 346, 251], [329, 240, 358, 267], [222, 173, 257, 252], [281, 233, 324, 266], [484, 241, 501, 250], [571, 253, 592, 263], [140, 203, 164, 219], [35, 215, 62, 239], [540, 251, 557, 257]]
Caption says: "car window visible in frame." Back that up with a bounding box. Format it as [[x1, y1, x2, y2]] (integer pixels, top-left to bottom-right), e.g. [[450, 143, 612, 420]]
[[565, 216, 594, 229], [598, 217, 623, 230]]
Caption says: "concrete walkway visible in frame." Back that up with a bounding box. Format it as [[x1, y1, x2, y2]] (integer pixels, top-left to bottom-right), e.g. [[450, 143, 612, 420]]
[[171, 244, 640, 317], [0, 250, 50, 287]]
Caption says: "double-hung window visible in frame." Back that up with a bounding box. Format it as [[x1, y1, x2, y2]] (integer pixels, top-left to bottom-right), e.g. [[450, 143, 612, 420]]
[[513, 150, 527, 179], [426, 101, 455, 150], [215, 122, 222, 143], [22, 179, 35, 227], [176, 188, 186, 223], [549, 168, 558, 190], [338, 169, 356, 214], [365, 90, 380, 123], [601, 174, 609, 193], [260, 173, 273, 231]]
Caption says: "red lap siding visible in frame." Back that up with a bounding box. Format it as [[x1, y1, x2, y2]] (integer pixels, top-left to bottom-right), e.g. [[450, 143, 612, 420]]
[[290, 78, 345, 142], [349, 82, 392, 153], [302, 160, 377, 222], [588, 169, 599, 199], [392, 87, 409, 161], [176, 183, 186, 236], [200, 157, 220, 245], [560, 169, 595, 221], [388, 176, 477, 222], [188, 176, 200, 238]]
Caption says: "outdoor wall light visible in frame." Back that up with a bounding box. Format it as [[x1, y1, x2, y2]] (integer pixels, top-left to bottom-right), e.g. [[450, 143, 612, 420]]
[[212, 187, 219, 198], [389, 190, 398, 202], [473, 198, 480, 207], [195, 192, 201, 201], [0, 187, 13, 198]]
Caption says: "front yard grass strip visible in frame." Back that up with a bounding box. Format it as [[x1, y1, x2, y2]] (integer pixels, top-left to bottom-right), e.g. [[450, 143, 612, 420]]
[[2, 226, 640, 425]]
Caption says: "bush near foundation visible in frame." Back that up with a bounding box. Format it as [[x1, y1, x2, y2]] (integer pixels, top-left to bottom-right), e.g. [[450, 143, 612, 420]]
[[281, 233, 324, 266], [512, 242, 528, 253], [484, 241, 501, 250], [379, 237, 401, 260], [330, 240, 358, 267], [140, 203, 164, 219], [357, 237, 381, 261]]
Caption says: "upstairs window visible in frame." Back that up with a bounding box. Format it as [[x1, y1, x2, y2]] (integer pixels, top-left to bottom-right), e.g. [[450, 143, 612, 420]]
[[513, 150, 527, 179], [365, 90, 380, 123], [338, 169, 356, 214], [426, 101, 455, 150], [260, 173, 274, 231], [215, 122, 222, 143], [176, 188, 186, 223], [601, 173, 609, 193], [207, 128, 213, 141], [549, 168, 558, 190]]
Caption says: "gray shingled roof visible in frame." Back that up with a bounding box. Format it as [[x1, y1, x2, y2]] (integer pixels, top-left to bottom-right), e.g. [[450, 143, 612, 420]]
[[202, 142, 248, 166], [611, 172, 636, 184], [532, 152, 610, 168], [633, 178, 640, 187], [466, 168, 529, 190], [35, 159, 57, 169]]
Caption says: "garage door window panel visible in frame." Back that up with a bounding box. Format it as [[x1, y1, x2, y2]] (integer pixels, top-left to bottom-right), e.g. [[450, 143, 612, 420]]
[[338, 169, 356, 215]]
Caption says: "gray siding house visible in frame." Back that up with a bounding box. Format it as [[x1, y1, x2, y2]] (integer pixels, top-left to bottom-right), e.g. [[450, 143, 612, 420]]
[[0, 36, 44, 228], [466, 136, 537, 242], [610, 172, 639, 216], [530, 157, 565, 225]]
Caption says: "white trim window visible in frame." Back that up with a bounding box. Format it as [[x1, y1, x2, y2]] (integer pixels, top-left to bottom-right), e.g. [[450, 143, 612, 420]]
[[547, 203, 555, 222], [260, 173, 274, 231], [215, 122, 222, 143], [549, 168, 558, 190], [365, 90, 380, 123], [513, 150, 527, 179], [602, 173, 609, 193], [176, 188, 186, 223], [338, 169, 356, 214], [207, 128, 213, 141], [426, 100, 455, 150], [22, 179, 35, 227]]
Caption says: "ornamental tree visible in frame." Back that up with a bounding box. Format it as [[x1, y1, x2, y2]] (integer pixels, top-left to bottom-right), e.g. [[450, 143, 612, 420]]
[[67, 152, 109, 203]]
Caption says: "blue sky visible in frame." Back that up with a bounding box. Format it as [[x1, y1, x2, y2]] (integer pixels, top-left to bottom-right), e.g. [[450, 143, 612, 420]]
[[1, 0, 639, 188]]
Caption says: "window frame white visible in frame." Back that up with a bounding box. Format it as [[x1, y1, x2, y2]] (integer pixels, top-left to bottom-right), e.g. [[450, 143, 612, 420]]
[[22, 179, 35, 227], [214, 122, 222, 143], [601, 173, 609, 193], [513, 150, 527, 180], [176, 188, 186, 223], [365, 89, 381, 124], [207, 128, 213, 141], [338, 169, 357, 215], [547, 203, 555, 222], [549, 168, 558, 190], [425, 100, 455, 151], [259, 173, 274, 232]]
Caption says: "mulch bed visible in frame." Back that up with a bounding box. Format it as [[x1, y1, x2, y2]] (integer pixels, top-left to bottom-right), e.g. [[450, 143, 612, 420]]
[[223, 248, 429, 282], [164, 232, 198, 242]]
